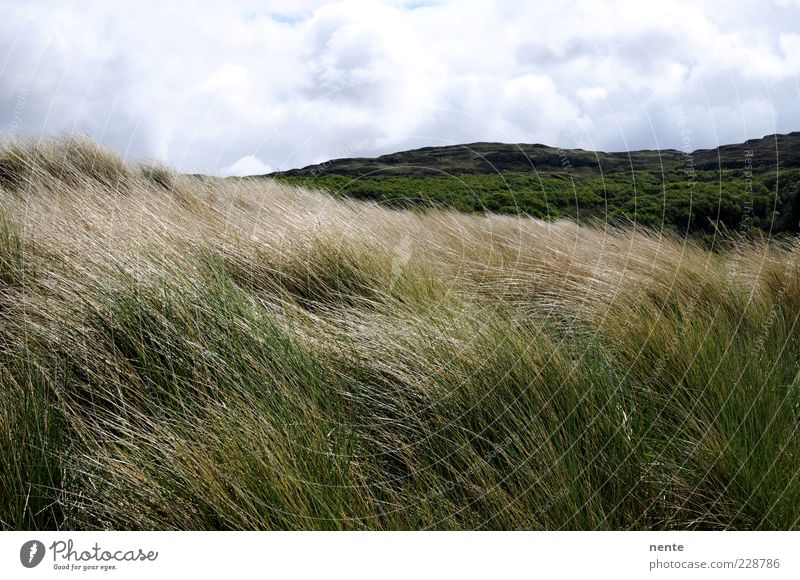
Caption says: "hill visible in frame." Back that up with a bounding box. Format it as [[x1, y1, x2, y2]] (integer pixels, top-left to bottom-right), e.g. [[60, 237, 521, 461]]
[[272, 142, 681, 178], [271, 133, 800, 238], [272, 132, 800, 177]]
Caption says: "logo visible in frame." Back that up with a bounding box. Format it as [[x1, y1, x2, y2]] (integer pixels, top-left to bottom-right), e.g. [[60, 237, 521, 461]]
[[20, 540, 46, 568]]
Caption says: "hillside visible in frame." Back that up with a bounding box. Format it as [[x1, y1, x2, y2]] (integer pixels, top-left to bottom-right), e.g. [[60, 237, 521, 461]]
[[272, 142, 682, 178], [272, 132, 800, 177], [272, 133, 800, 238]]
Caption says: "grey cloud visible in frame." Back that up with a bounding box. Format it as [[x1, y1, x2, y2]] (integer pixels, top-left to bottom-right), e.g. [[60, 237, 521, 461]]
[[1, 0, 799, 174]]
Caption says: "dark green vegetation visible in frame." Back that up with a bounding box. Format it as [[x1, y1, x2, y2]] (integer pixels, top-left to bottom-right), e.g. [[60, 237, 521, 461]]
[[273, 132, 800, 239], [1, 136, 799, 530]]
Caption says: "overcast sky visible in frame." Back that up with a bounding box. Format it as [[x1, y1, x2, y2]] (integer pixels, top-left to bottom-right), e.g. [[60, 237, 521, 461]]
[[1, 0, 799, 175]]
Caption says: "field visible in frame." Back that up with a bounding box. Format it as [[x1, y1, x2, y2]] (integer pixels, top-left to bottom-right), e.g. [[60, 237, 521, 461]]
[[276, 169, 800, 239], [273, 134, 800, 241], [1, 136, 798, 530]]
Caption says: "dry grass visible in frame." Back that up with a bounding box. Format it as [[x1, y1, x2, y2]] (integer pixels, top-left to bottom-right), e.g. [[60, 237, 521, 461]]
[[0, 135, 798, 530]]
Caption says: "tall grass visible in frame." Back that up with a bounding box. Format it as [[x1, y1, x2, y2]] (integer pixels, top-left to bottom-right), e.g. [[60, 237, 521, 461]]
[[0, 136, 797, 530]]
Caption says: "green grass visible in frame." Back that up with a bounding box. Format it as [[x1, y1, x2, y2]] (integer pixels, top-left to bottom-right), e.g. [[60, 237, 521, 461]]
[[0, 136, 798, 530], [275, 167, 800, 242]]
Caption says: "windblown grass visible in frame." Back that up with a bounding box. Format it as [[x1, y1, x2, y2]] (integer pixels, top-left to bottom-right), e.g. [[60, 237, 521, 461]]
[[0, 136, 798, 530]]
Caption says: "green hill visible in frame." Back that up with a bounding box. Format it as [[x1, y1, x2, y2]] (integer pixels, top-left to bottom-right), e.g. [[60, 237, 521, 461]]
[[270, 132, 800, 239]]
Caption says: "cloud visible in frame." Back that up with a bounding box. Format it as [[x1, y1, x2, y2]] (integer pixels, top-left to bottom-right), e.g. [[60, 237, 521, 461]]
[[222, 154, 273, 176], [0, 0, 799, 174]]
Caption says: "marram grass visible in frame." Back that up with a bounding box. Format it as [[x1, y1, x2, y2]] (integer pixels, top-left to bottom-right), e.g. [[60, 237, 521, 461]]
[[0, 135, 797, 530]]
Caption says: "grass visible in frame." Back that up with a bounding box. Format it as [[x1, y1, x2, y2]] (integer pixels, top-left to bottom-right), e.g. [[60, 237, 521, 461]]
[[275, 167, 800, 240], [0, 135, 798, 530]]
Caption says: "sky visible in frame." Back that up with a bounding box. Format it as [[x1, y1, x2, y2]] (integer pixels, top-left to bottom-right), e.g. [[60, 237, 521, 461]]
[[1, 0, 799, 175]]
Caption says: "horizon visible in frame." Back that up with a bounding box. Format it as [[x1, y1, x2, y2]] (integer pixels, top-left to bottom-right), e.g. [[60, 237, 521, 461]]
[[268, 129, 800, 174]]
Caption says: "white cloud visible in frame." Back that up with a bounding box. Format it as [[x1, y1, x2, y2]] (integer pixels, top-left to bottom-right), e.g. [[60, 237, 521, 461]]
[[577, 87, 608, 103], [1, 0, 799, 174], [222, 154, 274, 176]]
